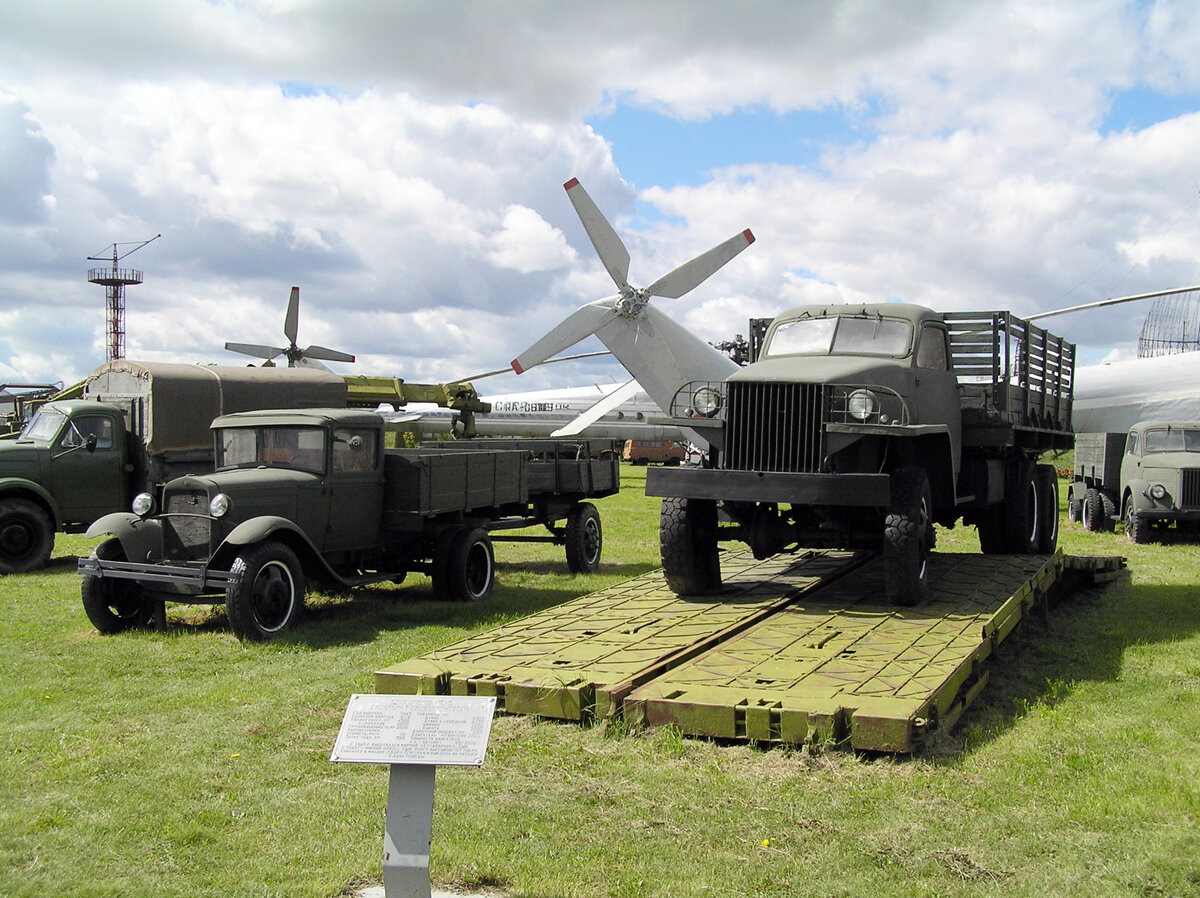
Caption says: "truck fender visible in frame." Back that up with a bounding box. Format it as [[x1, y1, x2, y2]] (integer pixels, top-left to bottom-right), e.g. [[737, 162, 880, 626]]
[[84, 513, 164, 564], [215, 516, 345, 585], [0, 477, 61, 527]]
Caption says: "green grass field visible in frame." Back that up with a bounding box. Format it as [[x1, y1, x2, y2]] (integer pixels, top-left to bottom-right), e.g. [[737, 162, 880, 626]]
[[2, 466, 1198, 897]]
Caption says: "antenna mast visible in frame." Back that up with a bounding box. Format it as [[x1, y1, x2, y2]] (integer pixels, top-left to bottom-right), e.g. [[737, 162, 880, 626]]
[[87, 234, 161, 361]]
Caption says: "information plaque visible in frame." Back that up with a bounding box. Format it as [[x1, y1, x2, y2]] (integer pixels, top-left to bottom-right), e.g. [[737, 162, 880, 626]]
[[330, 694, 496, 767]]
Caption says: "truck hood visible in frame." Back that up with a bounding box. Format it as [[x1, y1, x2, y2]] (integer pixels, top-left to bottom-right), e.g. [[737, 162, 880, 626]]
[[0, 441, 46, 479], [730, 355, 917, 393], [163, 468, 321, 527], [1137, 452, 1200, 476]]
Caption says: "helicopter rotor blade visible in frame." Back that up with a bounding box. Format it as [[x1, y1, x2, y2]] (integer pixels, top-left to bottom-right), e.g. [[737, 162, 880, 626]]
[[564, 178, 631, 289], [511, 298, 617, 374], [646, 229, 756, 299]]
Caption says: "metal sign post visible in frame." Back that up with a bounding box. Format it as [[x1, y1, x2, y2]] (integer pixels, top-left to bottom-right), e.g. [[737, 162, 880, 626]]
[[331, 694, 496, 898]]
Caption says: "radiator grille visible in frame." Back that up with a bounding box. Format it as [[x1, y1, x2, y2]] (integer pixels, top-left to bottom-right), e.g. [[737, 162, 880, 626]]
[[1182, 469, 1200, 509], [723, 382, 826, 473], [163, 490, 212, 560]]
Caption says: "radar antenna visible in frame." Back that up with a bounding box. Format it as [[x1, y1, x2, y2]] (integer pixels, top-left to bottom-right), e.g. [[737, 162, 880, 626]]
[[87, 234, 161, 361]]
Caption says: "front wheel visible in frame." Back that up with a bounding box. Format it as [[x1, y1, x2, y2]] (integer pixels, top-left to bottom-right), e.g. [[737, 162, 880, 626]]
[[0, 498, 54, 574], [1124, 499, 1153, 544], [225, 542, 305, 641], [884, 467, 933, 606], [660, 497, 721, 595], [81, 539, 154, 633], [564, 502, 603, 574]]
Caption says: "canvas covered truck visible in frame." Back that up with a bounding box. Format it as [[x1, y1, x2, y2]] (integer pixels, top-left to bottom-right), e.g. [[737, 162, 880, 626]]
[[0, 361, 346, 573], [646, 303, 1074, 605], [78, 408, 618, 640], [1068, 422, 1200, 543]]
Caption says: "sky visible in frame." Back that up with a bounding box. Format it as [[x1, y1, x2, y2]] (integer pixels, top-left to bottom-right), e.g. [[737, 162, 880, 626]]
[[2, 0, 1200, 395]]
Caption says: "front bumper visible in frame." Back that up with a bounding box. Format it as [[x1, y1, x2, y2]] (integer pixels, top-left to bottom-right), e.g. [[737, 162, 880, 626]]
[[78, 555, 238, 599], [646, 467, 891, 506]]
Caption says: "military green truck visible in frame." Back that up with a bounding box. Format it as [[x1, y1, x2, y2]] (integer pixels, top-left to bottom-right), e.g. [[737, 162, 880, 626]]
[[1068, 421, 1200, 543], [78, 408, 618, 640], [646, 303, 1074, 605], [0, 361, 347, 574]]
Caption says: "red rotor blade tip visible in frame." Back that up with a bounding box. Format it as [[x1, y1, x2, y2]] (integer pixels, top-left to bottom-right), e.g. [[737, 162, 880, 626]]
[[744, 230, 755, 244], [564, 177, 580, 191], [511, 359, 525, 375]]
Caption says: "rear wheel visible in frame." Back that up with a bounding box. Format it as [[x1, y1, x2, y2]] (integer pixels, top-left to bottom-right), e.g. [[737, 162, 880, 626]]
[[81, 538, 154, 633], [1003, 459, 1041, 553], [0, 498, 54, 574], [433, 527, 494, 602], [884, 467, 933, 606], [564, 502, 603, 574], [1082, 488, 1107, 532], [660, 497, 721, 595], [225, 542, 305, 641], [1035, 464, 1059, 554]]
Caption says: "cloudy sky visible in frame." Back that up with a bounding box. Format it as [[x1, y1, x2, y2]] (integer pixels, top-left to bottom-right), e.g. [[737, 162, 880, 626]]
[[2, 0, 1199, 394]]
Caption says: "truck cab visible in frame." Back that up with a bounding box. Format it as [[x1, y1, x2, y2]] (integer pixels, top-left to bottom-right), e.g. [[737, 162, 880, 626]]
[[0, 400, 129, 572]]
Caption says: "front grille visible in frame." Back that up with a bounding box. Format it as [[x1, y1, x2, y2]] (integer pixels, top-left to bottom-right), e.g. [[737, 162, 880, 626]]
[[724, 382, 826, 473], [163, 490, 212, 560], [1182, 470, 1200, 509]]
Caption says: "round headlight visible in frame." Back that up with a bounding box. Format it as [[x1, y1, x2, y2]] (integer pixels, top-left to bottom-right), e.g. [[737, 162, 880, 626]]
[[131, 492, 155, 517], [692, 386, 723, 417], [1150, 483, 1167, 500], [847, 389, 877, 421], [209, 493, 231, 518]]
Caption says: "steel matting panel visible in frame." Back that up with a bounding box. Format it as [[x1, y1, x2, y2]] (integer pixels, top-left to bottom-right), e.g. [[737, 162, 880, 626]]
[[624, 552, 1065, 753], [375, 549, 866, 721]]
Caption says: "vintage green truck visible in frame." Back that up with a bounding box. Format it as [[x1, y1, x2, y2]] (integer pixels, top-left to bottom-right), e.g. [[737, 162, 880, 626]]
[[78, 408, 618, 640], [0, 360, 491, 574], [646, 303, 1074, 605], [1069, 421, 1200, 542]]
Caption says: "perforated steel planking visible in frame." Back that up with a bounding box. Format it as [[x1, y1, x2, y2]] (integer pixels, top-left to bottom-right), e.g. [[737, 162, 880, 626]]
[[375, 549, 1123, 752]]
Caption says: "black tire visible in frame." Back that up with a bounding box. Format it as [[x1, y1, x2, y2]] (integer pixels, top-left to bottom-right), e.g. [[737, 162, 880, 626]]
[[660, 497, 721, 595], [225, 542, 305, 641], [0, 497, 54, 574], [1067, 489, 1082, 524], [433, 526, 494, 602], [1082, 488, 1107, 533], [976, 507, 1006, 554], [883, 467, 933, 606], [1124, 499, 1152, 544], [1035, 464, 1059, 554], [81, 539, 154, 634], [564, 502, 603, 574], [1003, 459, 1041, 553]]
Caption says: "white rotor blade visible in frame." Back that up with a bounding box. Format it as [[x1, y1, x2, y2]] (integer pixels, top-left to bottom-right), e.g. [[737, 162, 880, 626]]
[[302, 345, 356, 363], [646, 229, 756, 299], [551, 379, 641, 437], [225, 341, 285, 360], [511, 298, 617, 374], [565, 178, 630, 288], [283, 286, 300, 346]]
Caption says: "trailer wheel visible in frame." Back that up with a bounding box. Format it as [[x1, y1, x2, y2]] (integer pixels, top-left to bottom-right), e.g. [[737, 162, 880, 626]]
[[434, 527, 494, 602], [81, 539, 154, 633], [0, 498, 54, 574], [1035, 464, 1059, 554], [660, 497, 721, 595], [1067, 488, 1082, 524], [565, 502, 603, 574], [1003, 459, 1041, 553], [1123, 499, 1152, 544], [884, 467, 932, 606], [225, 541, 305, 641], [1082, 488, 1107, 533]]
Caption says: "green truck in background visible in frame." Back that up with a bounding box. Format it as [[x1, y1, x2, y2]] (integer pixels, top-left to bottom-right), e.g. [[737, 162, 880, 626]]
[[79, 407, 618, 640]]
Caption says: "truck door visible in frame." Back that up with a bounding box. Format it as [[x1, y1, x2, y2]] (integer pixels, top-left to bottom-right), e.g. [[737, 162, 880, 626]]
[[49, 413, 125, 524], [914, 323, 962, 469], [323, 426, 385, 552]]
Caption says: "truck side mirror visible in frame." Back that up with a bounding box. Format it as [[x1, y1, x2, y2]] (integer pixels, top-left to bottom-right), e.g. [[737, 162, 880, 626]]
[[85, 433, 98, 453]]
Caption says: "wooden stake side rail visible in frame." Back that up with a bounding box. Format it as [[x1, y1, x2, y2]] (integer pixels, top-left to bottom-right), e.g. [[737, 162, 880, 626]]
[[374, 550, 1124, 753]]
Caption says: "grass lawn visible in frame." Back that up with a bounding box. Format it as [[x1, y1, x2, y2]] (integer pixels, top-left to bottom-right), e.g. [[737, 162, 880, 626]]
[[1, 465, 1198, 897]]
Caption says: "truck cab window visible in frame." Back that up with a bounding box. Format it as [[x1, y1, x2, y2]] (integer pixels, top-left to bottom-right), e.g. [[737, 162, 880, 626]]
[[1125, 433, 1139, 457], [20, 407, 66, 442], [60, 416, 114, 450], [332, 428, 378, 472], [916, 325, 949, 370]]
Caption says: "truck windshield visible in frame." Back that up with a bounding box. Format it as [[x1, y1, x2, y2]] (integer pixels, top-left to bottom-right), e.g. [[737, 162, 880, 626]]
[[19, 407, 66, 442], [765, 315, 913, 358], [1143, 428, 1200, 453], [217, 426, 327, 473]]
